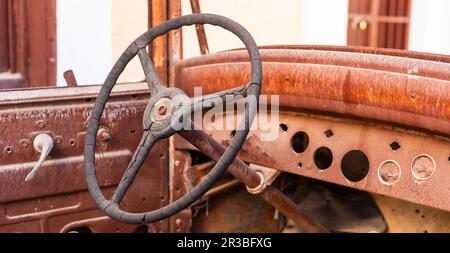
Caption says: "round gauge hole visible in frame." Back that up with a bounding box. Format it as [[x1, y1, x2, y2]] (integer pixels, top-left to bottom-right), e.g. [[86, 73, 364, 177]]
[[314, 147, 333, 170], [341, 150, 370, 182], [291, 132, 309, 153], [280, 123, 288, 132], [390, 142, 401, 151], [378, 160, 401, 185], [411, 154, 435, 180], [324, 129, 334, 138]]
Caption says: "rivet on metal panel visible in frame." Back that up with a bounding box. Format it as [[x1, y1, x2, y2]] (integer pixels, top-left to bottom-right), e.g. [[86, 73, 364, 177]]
[[54, 136, 63, 144], [175, 218, 182, 232], [5, 146, 13, 154], [20, 139, 30, 148], [69, 139, 77, 147], [35, 120, 46, 129]]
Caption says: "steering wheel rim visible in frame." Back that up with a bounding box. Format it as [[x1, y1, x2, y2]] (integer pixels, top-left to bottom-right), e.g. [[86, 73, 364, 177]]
[[84, 13, 262, 224]]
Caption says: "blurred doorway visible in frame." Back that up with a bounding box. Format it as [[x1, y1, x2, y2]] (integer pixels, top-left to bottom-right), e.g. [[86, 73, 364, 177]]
[[0, 0, 56, 89], [347, 0, 411, 49]]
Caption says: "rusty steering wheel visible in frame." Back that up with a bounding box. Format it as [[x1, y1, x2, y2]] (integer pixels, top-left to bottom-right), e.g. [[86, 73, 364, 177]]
[[84, 14, 262, 224]]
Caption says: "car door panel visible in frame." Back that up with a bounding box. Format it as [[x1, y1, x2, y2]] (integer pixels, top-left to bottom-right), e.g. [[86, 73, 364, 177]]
[[0, 83, 169, 232]]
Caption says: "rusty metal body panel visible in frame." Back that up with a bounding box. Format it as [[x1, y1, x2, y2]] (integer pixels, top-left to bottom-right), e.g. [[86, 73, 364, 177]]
[[175, 46, 450, 136], [173, 47, 450, 214], [0, 83, 169, 232]]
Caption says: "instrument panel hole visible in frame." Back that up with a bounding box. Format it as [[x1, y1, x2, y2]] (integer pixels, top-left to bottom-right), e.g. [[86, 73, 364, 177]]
[[324, 129, 334, 138], [291, 132, 309, 153], [5, 147, 13, 154], [280, 123, 288, 132], [298, 163, 303, 168], [313, 147, 333, 170], [230, 130, 236, 138], [390, 141, 401, 150], [341, 150, 370, 182]]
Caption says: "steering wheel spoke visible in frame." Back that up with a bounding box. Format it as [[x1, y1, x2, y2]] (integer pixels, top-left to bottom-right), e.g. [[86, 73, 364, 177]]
[[111, 131, 157, 204], [188, 83, 248, 113], [137, 48, 165, 94]]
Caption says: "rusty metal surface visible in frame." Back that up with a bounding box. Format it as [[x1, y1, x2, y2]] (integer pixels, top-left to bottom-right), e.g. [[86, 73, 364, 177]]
[[172, 46, 450, 214], [0, 84, 169, 232], [256, 45, 450, 64], [179, 128, 329, 233], [170, 149, 325, 233], [191, 186, 284, 233], [169, 150, 193, 232], [169, 150, 264, 232], [373, 194, 450, 233], [174, 46, 450, 136], [176, 110, 450, 214]]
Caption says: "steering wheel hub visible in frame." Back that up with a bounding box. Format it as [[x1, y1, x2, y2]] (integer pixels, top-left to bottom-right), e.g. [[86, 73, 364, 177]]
[[152, 97, 172, 121]]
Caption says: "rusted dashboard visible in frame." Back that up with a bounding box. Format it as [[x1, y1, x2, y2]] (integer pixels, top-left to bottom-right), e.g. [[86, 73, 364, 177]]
[[172, 46, 450, 215], [1, 45, 449, 233]]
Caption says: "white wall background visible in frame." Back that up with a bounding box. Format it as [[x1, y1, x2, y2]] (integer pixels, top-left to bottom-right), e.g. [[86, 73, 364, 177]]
[[409, 0, 450, 55], [299, 0, 348, 45], [181, 0, 303, 59], [181, 0, 348, 59], [57, 0, 147, 86], [56, 0, 449, 85], [111, 0, 147, 83], [57, 0, 112, 86]]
